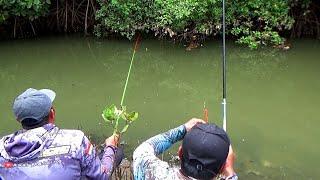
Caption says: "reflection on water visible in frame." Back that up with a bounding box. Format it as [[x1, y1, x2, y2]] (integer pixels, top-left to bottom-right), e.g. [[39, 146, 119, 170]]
[[0, 36, 319, 179]]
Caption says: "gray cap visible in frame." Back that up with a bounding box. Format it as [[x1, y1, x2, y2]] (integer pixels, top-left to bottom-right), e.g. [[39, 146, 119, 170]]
[[13, 88, 56, 124]]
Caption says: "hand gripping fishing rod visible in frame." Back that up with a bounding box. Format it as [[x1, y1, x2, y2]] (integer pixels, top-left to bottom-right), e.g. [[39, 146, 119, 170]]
[[222, 0, 227, 131]]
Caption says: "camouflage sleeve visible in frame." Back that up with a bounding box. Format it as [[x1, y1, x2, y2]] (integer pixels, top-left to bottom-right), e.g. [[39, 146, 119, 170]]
[[80, 136, 117, 179], [133, 125, 186, 179], [101, 145, 118, 177]]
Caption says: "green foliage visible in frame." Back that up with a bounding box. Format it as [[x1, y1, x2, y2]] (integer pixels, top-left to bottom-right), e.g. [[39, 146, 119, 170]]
[[95, 0, 295, 48], [229, 0, 294, 49], [0, 0, 311, 48], [0, 0, 50, 24], [153, 0, 220, 34], [95, 0, 221, 39], [95, 0, 154, 39], [102, 104, 138, 134], [0, 10, 7, 23]]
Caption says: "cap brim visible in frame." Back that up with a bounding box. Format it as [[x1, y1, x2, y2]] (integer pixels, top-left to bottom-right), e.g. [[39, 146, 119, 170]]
[[39, 89, 56, 102]]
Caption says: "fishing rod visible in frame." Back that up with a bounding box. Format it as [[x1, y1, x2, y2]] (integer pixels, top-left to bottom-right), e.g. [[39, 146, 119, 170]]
[[203, 102, 209, 123], [109, 34, 141, 135], [203, 0, 227, 130], [202, 0, 227, 131], [203, 0, 227, 131], [109, 35, 141, 169], [222, 0, 227, 131], [120, 34, 141, 106]]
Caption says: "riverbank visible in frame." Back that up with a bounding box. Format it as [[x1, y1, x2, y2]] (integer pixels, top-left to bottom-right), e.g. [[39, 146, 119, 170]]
[[1, 0, 319, 49]]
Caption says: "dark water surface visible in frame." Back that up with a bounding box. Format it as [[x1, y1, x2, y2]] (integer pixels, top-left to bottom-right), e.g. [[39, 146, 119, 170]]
[[0, 36, 319, 179]]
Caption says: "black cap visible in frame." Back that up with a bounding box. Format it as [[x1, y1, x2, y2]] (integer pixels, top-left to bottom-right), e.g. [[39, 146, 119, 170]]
[[181, 123, 230, 179]]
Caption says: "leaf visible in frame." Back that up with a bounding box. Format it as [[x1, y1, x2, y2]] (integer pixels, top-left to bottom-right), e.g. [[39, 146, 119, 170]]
[[102, 104, 117, 122], [101, 114, 111, 123], [120, 124, 130, 133], [125, 111, 138, 121], [120, 112, 126, 120], [101, 103, 138, 135]]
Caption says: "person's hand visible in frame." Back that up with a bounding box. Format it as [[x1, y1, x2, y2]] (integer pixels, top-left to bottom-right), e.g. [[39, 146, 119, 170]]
[[221, 145, 236, 177], [184, 118, 206, 131], [105, 133, 120, 147]]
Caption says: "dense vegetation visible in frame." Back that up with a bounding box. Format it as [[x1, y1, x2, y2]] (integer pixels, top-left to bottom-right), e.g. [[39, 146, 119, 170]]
[[0, 0, 50, 36], [0, 0, 50, 22], [0, 0, 319, 48], [95, 0, 294, 49]]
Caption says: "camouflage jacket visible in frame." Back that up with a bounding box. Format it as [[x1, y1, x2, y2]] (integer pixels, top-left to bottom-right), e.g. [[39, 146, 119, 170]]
[[132, 125, 238, 180], [0, 124, 117, 180]]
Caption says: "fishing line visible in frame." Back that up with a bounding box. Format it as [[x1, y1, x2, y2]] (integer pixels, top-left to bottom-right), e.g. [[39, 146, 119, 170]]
[[120, 34, 141, 106], [110, 34, 141, 143], [112, 34, 141, 135]]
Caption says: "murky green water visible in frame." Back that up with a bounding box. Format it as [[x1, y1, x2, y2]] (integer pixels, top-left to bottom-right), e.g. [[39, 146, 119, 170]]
[[0, 36, 319, 179]]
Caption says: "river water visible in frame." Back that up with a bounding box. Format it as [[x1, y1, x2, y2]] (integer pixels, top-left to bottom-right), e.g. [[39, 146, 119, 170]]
[[0, 36, 319, 179]]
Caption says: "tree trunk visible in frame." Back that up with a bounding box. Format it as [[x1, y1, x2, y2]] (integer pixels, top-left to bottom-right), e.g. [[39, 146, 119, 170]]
[[30, 21, 36, 36], [84, 0, 90, 35], [57, 0, 60, 31], [13, 17, 17, 38], [65, 0, 68, 32]]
